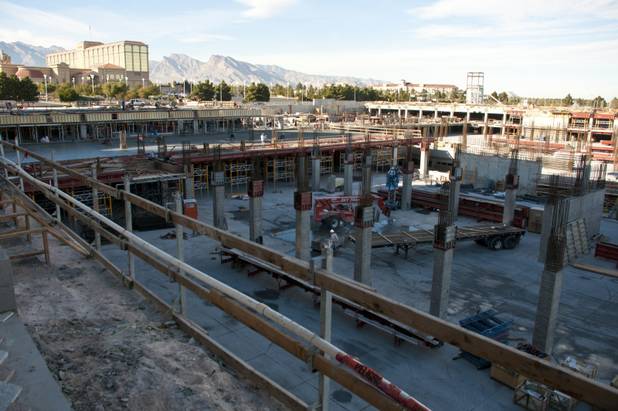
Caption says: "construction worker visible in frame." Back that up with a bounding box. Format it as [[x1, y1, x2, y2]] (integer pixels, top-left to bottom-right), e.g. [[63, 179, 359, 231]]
[[329, 229, 339, 251]]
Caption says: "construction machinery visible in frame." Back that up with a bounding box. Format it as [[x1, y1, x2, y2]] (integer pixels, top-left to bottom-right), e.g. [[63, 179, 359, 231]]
[[313, 194, 391, 229]]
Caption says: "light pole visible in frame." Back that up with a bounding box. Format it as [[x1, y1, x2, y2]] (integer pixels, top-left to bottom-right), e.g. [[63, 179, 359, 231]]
[[183, 79, 186, 96], [124, 75, 128, 87], [43, 74, 48, 102], [89, 74, 95, 94], [71, 77, 75, 88], [106, 74, 110, 83], [243, 81, 246, 100], [142, 78, 145, 88], [220, 81, 223, 102]]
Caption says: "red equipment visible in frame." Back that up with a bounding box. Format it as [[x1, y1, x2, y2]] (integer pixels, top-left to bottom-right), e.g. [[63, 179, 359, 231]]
[[313, 195, 389, 228]]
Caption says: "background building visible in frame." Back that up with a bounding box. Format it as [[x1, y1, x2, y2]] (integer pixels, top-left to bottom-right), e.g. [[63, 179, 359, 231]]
[[46, 41, 149, 87]]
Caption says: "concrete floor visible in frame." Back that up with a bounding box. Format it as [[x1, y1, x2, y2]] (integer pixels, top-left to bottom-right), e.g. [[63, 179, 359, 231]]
[[97, 172, 618, 410], [5, 130, 340, 163]]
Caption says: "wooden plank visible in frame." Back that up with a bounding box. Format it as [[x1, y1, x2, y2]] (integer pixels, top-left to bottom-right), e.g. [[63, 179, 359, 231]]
[[0, 227, 44, 240], [0, 212, 26, 222], [9, 249, 45, 260], [571, 262, 618, 279]]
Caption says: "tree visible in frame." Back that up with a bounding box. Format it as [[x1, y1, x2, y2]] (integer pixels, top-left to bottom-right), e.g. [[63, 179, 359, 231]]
[[215, 80, 232, 101], [191, 80, 215, 101], [0, 72, 9, 100], [610, 97, 618, 109], [139, 84, 160, 99], [56, 84, 79, 102], [562, 93, 574, 106], [245, 82, 270, 102], [16, 77, 38, 101], [101, 81, 128, 99], [591, 96, 607, 108]]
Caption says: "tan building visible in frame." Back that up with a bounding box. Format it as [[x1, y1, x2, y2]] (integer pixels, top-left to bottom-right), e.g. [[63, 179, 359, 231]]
[[373, 80, 458, 96], [46, 40, 149, 87]]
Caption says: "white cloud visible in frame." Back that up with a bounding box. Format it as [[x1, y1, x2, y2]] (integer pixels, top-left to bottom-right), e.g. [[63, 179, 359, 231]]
[[236, 0, 298, 19]]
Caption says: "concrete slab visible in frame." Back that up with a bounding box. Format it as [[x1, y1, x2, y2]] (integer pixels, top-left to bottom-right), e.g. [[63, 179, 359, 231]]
[[0, 315, 72, 411], [0, 382, 22, 411]]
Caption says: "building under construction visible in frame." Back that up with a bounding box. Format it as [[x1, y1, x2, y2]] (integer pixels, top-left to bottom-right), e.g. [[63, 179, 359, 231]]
[[0, 103, 617, 411]]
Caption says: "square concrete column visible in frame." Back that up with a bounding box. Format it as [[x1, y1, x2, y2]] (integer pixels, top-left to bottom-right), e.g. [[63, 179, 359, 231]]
[[184, 164, 195, 200], [430, 222, 455, 318], [343, 152, 353, 196], [353, 206, 374, 285], [312, 158, 321, 192], [248, 180, 264, 244], [211, 171, 227, 230], [419, 142, 430, 179], [193, 119, 199, 135], [294, 191, 312, 261], [391, 145, 398, 167], [532, 268, 563, 354], [401, 172, 413, 210]]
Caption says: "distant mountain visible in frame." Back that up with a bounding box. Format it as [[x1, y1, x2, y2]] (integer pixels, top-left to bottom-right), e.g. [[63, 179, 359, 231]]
[[150, 54, 382, 86], [0, 41, 64, 66]]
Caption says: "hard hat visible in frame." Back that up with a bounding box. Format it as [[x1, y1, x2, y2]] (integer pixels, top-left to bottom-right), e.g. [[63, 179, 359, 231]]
[[330, 229, 335, 233]]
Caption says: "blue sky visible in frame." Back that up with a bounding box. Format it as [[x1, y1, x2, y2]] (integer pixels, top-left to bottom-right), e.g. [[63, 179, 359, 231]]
[[1, 0, 617, 98]]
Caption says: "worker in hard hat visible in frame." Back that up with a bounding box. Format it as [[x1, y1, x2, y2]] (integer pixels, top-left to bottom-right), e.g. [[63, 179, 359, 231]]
[[329, 229, 339, 252]]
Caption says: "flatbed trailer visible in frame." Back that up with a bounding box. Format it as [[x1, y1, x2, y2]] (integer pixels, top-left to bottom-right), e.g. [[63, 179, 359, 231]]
[[350, 224, 525, 256]]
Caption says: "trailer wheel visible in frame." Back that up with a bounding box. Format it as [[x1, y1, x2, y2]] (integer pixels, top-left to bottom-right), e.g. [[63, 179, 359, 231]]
[[503, 235, 520, 250], [487, 236, 503, 250]]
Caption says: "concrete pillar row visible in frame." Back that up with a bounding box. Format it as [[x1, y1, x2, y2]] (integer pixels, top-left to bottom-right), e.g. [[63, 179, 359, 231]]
[[343, 152, 353, 196], [312, 157, 321, 192], [248, 179, 264, 244], [419, 142, 430, 179], [353, 155, 374, 286], [212, 171, 227, 230]]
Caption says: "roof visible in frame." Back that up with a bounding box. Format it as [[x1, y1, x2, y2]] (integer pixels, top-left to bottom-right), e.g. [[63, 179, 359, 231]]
[[98, 63, 123, 69], [15, 67, 45, 79]]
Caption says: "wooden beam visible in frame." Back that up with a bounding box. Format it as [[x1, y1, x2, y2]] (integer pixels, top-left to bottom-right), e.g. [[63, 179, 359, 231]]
[[9, 249, 45, 260], [0, 212, 26, 222], [571, 262, 618, 279], [0, 227, 44, 240]]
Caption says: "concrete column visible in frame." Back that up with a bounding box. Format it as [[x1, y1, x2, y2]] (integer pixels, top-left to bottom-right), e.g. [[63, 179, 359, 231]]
[[79, 123, 88, 140], [353, 155, 374, 285], [294, 197, 312, 261], [419, 143, 429, 179], [404, 109, 408, 120], [343, 152, 353, 196], [294, 155, 312, 261], [391, 145, 398, 167], [123, 176, 135, 280], [184, 164, 195, 199], [503, 189, 517, 225], [248, 179, 264, 244], [418, 109, 423, 121], [501, 113, 507, 137], [175, 192, 186, 315], [91, 164, 101, 251], [377, 108, 381, 116], [429, 244, 454, 318], [193, 119, 198, 135], [212, 171, 227, 229], [401, 172, 413, 210], [434, 110, 438, 119], [312, 157, 321, 191], [533, 268, 563, 354], [483, 111, 489, 140]]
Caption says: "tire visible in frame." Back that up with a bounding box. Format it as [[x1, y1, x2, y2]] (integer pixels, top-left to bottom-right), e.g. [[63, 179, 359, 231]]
[[487, 236, 503, 250], [503, 235, 519, 250], [475, 239, 486, 246]]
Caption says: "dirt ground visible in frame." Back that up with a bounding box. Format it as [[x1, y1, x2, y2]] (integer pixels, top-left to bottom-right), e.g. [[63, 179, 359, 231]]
[[7, 232, 286, 411]]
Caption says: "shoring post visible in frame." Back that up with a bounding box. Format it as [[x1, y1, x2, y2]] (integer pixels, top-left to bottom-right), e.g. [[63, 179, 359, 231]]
[[123, 175, 135, 280], [175, 191, 187, 315]]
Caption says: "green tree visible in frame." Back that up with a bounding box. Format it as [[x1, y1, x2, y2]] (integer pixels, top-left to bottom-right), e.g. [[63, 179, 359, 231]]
[[245, 82, 270, 102], [191, 80, 216, 101], [139, 84, 160, 99], [562, 93, 574, 106], [56, 84, 79, 102], [592, 96, 607, 108], [0, 72, 9, 99], [101, 81, 128, 99], [610, 97, 618, 109], [215, 80, 232, 101], [16, 77, 39, 101]]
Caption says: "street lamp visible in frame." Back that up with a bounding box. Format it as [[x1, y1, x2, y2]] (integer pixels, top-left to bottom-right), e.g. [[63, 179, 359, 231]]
[[71, 77, 75, 88], [183, 79, 186, 96], [89, 74, 95, 94], [43, 74, 48, 102], [106, 74, 109, 83], [124, 75, 128, 87], [243, 81, 246, 100], [142, 78, 145, 88]]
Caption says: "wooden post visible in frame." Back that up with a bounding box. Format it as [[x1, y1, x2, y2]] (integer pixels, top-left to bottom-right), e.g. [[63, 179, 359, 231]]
[[175, 191, 186, 315], [42, 230, 50, 265], [91, 163, 101, 251], [51, 151, 61, 223], [123, 176, 135, 280]]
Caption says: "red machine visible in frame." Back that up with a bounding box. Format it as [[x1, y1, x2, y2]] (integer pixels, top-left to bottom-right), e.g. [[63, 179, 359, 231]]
[[313, 195, 389, 228]]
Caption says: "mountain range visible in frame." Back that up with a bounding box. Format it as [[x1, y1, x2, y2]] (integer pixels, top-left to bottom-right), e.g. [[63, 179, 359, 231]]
[[0, 41, 382, 86], [0, 41, 64, 66], [150, 54, 382, 86]]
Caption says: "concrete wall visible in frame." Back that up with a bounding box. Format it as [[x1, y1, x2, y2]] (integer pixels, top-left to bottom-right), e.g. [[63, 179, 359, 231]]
[[459, 152, 542, 195], [538, 189, 605, 262], [0, 248, 17, 313]]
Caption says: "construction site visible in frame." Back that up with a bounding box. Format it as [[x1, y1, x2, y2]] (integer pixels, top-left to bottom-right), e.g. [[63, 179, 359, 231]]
[[1, 102, 617, 411]]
